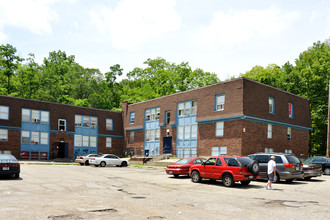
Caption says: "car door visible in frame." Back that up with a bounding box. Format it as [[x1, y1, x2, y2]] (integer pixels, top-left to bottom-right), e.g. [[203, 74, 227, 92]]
[[200, 158, 216, 178], [212, 158, 225, 179], [106, 155, 121, 166]]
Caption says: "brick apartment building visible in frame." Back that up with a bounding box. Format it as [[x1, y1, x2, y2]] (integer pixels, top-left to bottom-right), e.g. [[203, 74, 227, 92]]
[[0, 95, 123, 160], [122, 78, 312, 158], [0, 77, 312, 160]]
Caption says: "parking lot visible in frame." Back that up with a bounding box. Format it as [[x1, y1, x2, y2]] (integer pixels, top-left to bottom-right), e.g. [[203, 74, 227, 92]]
[[0, 163, 329, 220]]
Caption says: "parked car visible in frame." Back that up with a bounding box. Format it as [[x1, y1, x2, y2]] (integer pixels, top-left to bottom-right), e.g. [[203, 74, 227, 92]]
[[248, 153, 303, 183], [301, 161, 322, 180], [75, 154, 99, 166], [0, 154, 20, 178], [89, 154, 129, 167], [189, 155, 260, 187], [304, 156, 330, 175], [166, 157, 207, 178]]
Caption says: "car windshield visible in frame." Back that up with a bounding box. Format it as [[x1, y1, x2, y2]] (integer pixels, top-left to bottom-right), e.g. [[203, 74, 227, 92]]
[[176, 159, 192, 164], [304, 157, 313, 163], [237, 157, 253, 166], [286, 155, 300, 164]]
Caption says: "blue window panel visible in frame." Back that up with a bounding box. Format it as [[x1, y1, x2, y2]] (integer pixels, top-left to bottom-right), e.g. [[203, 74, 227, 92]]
[[75, 127, 98, 136], [73, 147, 97, 159]]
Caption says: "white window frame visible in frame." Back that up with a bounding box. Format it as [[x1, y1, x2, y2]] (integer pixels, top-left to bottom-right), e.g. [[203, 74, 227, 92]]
[[90, 136, 97, 147], [75, 115, 82, 127], [191, 125, 197, 139], [269, 97, 275, 114], [191, 100, 198, 115], [22, 109, 30, 122], [285, 149, 292, 154], [211, 146, 227, 156], [150, 109, 155, 120], [40, 132, 48, 145], [106, 118, 113, 130], [130, 131, 135, 143], [216, 121, 224, 137], [185, 102, 191, 115], [82, 136, 89, 146], [41, 111, 49, 123], [91, 117, 97, 128], [178, 126, 184, 140], [156, 107, 160, 120], [0, 129, 8, 141], [106, 137, 112, 148], [0, 106, 9, 120], [22, 131, 30, 143], [216, 94, 225, 111], [150, 129, 155, 141], [267, 124, 272, 139], [145, 130, 150, 141], [184, 125, 190, 140], [287, 127, 292, 141], [58, 119, 66, 131], [32, 110, 40, 123], [83, 116, 90, 127], [178, 103, 184, 116], [265, 148, 274, 153], [155, 129, 160, 141], [75, 135, 82, 146], [31, 132, 39, 144]]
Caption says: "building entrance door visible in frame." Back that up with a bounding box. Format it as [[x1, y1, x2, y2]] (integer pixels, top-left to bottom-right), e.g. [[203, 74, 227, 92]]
[[163, 137, 172, 154], [58, 142, 68, 158]]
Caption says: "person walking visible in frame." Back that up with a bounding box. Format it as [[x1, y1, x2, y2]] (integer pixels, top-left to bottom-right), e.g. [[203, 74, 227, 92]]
[[265, 155, 276, 190]]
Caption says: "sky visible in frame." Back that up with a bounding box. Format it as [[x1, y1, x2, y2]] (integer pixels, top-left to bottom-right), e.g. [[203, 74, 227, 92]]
[[0, 0, 330, 81]]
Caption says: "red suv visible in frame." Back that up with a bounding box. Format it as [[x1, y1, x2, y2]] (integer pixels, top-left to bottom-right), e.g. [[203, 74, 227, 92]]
[[189, 155, 260, 187]]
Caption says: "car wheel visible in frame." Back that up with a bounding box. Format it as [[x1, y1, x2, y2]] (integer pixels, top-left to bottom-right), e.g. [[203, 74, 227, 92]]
[[173, 174, 179, 178], [14, 173, 19, 178], [191, 171, 201, 183], [85, 160, 89, 166], [121, 161, 128, 167], [100, 161, 106, 167], [79, 163, 84, 166], [241, 180, 251, 185], [222, 174, 234, 187], [324, 167, 330, 175], [248, 161, 260, 175]]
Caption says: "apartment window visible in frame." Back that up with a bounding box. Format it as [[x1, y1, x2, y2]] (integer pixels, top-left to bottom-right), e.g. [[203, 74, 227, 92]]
[[191, 125, 197, 139], [185, 102, 191, 115], [150, 109, 155, 120], [211, 146, 227, 156], [156, 107, 160, 120], [106, 119, 113, 130], [0, 129, 8, 141], [145, 130, 150, 141], [191, 100, 198, 114], [82, 136, 89, 146], [285, 149, 292, 154], [90, 136, 97, 147], [287, 127, 292, 140], [130, 131, 134, 143], [265, 148, 274, 153], [145, 110, 150, 121], [178, 103, 184, 116], [31, 132, 39, 144], [106, 137, 112, 148], [130, 112, 135, 124], [0, 106, 9, 120], [155, 129, 160, 141], [178, 126, 184, 140], [267, 124, 272, 139], [165, 111, 171, 124], [91, 117, 97, 128], [83, 116, 89, 127], [22, 131, 30, 143], [215, 94, 225, 111], [22, 109, 30, 122], [269, 97, 275, 114], [41, 111, 49, 123], [184, 125, 190, 139], [75, 115, 82, 126], [40, 132, 48, 145], [32, 110, 40, 123], [58, 119, 66, 131], [150, 129, 155, 141], [216, 121, 224, 137], [288, 103, 294, 118], [75, 135, 82, 146]]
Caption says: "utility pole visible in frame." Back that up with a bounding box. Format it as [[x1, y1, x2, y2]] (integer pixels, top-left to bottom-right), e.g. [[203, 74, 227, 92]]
[[327, 80, 330, 157]]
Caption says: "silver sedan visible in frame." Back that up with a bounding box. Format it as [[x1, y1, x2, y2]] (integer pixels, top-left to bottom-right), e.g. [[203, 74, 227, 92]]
[[89, 154, 129, 167]]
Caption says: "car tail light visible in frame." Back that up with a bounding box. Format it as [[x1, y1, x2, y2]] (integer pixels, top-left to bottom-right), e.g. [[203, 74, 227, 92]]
[[80, 157, 83, 159], [284, 163, 294, 168]]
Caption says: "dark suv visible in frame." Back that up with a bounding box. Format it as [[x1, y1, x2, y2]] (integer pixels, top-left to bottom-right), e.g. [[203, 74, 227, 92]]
[[248, 153, 303, 183]]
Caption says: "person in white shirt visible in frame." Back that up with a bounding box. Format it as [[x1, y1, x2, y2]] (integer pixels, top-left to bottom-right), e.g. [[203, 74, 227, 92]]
[[266, 156, 276, 190]]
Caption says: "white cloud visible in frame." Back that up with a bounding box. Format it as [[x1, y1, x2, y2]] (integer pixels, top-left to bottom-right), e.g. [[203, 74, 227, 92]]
[[195, 7, 299, 48], [0, 0, 57, 38], [90, 0, 181, 50]]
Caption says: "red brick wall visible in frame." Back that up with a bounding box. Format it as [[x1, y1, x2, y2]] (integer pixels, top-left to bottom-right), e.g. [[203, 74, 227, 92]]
[[0, 130, 21, 158]]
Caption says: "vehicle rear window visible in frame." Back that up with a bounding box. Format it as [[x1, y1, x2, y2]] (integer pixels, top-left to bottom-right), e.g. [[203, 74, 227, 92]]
[[275, 156, 283, 164], [237, 157, 253, 166], [286, 155, 300, 164], [176, 159, 192, 164]]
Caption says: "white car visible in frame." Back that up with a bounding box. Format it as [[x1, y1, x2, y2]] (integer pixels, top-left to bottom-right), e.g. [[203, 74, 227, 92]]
[[75, 154, 99, 166], [89, 154, 129, 167]]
